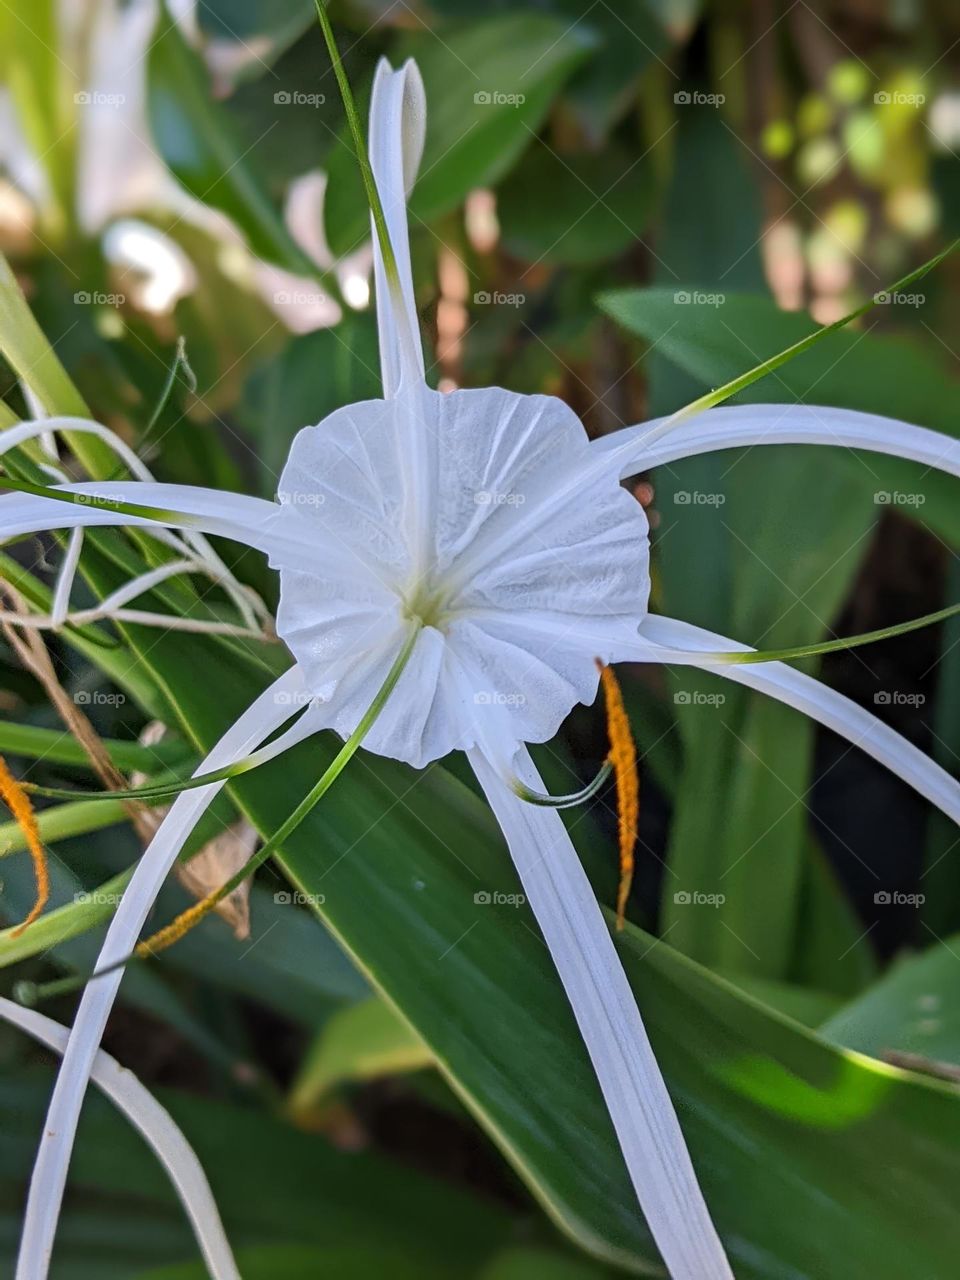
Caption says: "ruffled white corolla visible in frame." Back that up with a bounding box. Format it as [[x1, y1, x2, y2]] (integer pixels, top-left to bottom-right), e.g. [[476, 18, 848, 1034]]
[[5, 56, 960, 1280]]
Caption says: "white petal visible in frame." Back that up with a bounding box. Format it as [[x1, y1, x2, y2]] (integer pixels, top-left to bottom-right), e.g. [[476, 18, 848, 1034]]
[[594, 402, 960, 480], [369, 58, 426, 396], [0, 480, 323, 571], [470, 747, 732, 1280], [0, 417, 155, 482], [636, 614, 960, 824], [0, 997, 239, 1280], [16, 666, 319, 1280], [273, 386, 648, 766]]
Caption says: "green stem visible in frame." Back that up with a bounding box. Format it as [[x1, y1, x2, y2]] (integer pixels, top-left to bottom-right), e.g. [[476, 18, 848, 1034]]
[[313, 0, 400, 290], [0, 722, 188, 772], [686, 601, 960, 666], [19, 719, 310, 805]]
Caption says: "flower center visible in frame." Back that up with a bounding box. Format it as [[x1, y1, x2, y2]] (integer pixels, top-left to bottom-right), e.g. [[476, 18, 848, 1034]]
[[401, 575, 457, 630]]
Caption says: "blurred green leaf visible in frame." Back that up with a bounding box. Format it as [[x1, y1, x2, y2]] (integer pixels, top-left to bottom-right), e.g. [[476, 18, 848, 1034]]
[[325, 12, 596, 256], [0, 0, 76, 231], [137, 1244, 452, 1280], [1, 1070, 514, 1277], [240, 313, 381, 489], [822, 937, 960, 1066], [146, 18, 315, 276], [290, 995, 431, 1110], [498, 142, 655, 265], [599, 288, 960, 545], [196, 0, 317, 87]]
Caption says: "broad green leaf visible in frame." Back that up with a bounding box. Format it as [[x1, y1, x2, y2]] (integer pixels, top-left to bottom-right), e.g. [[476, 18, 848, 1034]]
[[497, 142, 655, 265], [146, 18, 316, 275], [0, 796, 126, 857], [195, 0, 317, 87], [478, 1246, 615, 1280], [598, 287, 960, 545], [240, 314, 381, 489], [0, 0, 76, 233], [717, 971, 843, 1028], [633, 106, 871, 978], [822, 937, 960, 1066], [0, 722, 189, 774], [0, 253, 90, 424], [2, 1069, 514, 1277], [556, 1, 669, 143], [0, 835, 367, 1019], [138, 1245, 451, 1280], [289, 995, 431, 1110], [324, 13, 596, 256], [792, 840, 878, 997]]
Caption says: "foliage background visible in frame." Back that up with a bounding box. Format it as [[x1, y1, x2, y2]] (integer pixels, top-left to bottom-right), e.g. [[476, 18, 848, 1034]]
[[1, 1, 960, 1276]]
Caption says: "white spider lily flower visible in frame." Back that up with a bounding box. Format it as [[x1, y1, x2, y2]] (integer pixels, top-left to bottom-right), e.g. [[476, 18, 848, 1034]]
[[5, 55, 960, 1280], [0, 997, 239, 1280]]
